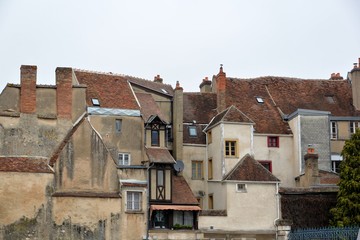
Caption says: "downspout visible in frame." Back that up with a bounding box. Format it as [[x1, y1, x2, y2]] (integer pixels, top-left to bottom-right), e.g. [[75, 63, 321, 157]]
[[146, 162, 154, 240], [273, 182, 280, 240]]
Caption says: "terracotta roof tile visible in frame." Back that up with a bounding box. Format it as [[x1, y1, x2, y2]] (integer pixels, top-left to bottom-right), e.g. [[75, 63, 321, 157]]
[[135, 92, 167, 123], [0, 157, 53, 173], [145, 147, 176, 164], [206, 105, 254, 131], [224, 154, 279, 182], [74, 70, 139, 110], [183, 93, 217, 124], [129, 78, 174, 97], [225, 77, 360, 134], [183, 124, 206, 144], [172, 175, 199, 205]]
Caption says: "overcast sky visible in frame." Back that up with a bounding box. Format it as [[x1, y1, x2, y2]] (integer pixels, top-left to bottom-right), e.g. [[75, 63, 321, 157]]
[[0, 0, 359, 92]]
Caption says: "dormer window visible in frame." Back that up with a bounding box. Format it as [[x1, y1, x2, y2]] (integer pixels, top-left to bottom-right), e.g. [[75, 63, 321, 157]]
[[189, 126, 197, 137], [91, 98, 100, 106], [256, 97, 264, 103]]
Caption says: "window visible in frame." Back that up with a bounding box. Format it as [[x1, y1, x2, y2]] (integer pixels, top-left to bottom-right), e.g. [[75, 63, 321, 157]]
[[236, 183, 247, 192], [173, 211, 194, 227], [208, 158, 213, 180], [330, 121, 338, 139], [208, 131, 212, 144], [127, 191, 142, 211], [258, 160, 272, 172], [225, 140, 237, 157], [91, 98, 100, 106], [268, 136, 279, 147], [118, 153, 130, 165], [115, 119, 122, 133], [208, 195, 214, 209], [191, 161, 203, 179], [256, 97, 264, 103], [151, 130, 159, 146], [331, 154, 343, 173], [166, 126, 172, 142], [350, 121, 359, 135], [189, 126, 197, 137], [156, 169, 165, 200]]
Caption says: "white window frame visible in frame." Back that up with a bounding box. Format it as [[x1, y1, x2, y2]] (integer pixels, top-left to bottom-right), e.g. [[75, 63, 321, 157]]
[[236, 183, 247, 193], [350, 121, 359, 135], [118, 153, 131, 166], [330, 121, 338, 139], [126, 191, 142, 211]]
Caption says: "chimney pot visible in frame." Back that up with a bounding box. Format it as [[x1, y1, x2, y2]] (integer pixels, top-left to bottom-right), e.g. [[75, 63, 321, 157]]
[[154, 74, 163, 83]]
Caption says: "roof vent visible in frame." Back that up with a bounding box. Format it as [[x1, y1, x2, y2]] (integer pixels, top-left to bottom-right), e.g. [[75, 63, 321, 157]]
[[256, 97, 264, 103]]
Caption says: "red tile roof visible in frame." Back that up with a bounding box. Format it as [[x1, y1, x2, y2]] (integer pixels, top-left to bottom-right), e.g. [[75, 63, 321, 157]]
[[145, 147, 176, 164], [183, 93, 217, 124], [172, 175, 199, 205], [224, 154, 279, 182], [225, 77, 360, 134], [0, 157, 53, 173], [135, 92, 167, 123], [74, 70, 139, 110]]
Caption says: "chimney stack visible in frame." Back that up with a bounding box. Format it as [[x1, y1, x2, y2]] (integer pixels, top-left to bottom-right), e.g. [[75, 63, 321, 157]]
[[304, 147, 320, 186], [350, 57, 360, 110], [20, 65, 37, 114], [216, 64, 227, 112], [154, 75, 163, 84], [173, 81, 183, 161], [56, 67, 73, 119], [199, 77, 212, 93]]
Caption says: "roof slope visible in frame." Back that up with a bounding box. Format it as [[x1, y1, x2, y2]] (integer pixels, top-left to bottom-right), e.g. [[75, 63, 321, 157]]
[[145, 147, 176, 164], [172, 175, 199, 205], [129, 77, 174, 97], [135, 92, 167, 123], [183, 92, 217, 124], [75, 70, 139, 110], [224, 154, 279, 182], [183, 124, 206, 144], [0, 157, 53, 173], [225, 77, 360, 134], [206, 105, 254, 131]]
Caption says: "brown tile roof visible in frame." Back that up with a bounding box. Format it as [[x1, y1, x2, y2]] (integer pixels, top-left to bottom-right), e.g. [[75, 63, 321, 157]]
[[183, 93, 217, 124], [224, 154, 280, 182], [225, 77, 360, 134], [205, 105, 254, 131], [74, 70, 139, 110], [135, 92, 168, 123], [183, 124, 207, 144], [0, 157, 53, 173], [145, 147, 176, 164], [172, 175, 199, 205], [129, 77, 174, 97]]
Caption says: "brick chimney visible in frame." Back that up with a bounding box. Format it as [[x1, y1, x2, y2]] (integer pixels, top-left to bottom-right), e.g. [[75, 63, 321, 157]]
[[303, 147, 320, 186], [20, 65, 37, 114], [199, 77, 212, 93], [56, 67, 73, 119], [350, 58, 360, 110], [173, 81, 183, 161], [154, 75, 163, 84], [216, 65, 226, 112]]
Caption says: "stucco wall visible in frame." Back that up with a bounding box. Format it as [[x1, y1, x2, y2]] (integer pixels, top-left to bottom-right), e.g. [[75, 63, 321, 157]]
[[0, 172, 54, 225], [207, 181, 227, 210], [254, 135, 295, 187]]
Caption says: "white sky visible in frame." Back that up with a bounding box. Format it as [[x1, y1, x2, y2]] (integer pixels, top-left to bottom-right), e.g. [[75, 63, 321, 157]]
[[0, 0, 359, 92]]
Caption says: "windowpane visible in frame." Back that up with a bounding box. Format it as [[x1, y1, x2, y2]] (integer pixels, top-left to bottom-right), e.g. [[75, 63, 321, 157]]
[[118, 153, 130, 165], [151, 130, 159, 146], [189, 126, 197, 137], [127, 192, 142, 211], [157, 170, 164, 186], [268, 136, 279, 147], [225, 141, 237, 157], [184, 211, 193, 226], [115, 119, 122, 133], [330, 121, 337, 139], [192, 161, 203, 179]]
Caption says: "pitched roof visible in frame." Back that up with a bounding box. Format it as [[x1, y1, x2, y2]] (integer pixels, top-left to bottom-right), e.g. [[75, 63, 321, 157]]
[[225, 77, 360, 134], [74, 70, 139, 110], [172, 175, 199, 205], [205, 105, 254, 131], [129, 77, 174, 97], [145, 147, 176, 164], [0, 157, 53, 173], [135, 92, 167, 123], [223, 154, 279, 182], [183, 92, 217, 124], [183, 124, 207, 144]]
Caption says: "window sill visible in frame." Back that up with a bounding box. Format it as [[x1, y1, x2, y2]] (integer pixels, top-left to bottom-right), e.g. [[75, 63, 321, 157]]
[[125, 210, 144, 214]]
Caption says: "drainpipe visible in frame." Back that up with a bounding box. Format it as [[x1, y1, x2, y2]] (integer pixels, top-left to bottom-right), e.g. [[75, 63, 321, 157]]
[[273, 182, 280, 239], [146, 162, 154, 240]]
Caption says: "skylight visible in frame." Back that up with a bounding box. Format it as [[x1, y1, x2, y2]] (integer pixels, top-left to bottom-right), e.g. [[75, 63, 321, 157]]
[[256, 97, 264, 103], [161, 88, 168, 94], [91, 98, 100, 106], [325, 96, 335, 104]]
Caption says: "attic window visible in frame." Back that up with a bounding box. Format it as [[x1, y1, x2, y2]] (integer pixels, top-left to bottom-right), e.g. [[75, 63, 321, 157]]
[[236, 183, 247, 193], [325, 96, 335, 104], [91, 98, 100, 106], [161, 88, 168, 94], [189, 126, 197, 137], [256, 97, 264, 103]]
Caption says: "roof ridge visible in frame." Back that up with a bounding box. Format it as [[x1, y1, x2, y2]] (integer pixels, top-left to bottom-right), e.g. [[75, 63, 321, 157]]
[[228, 76, 339, 81]]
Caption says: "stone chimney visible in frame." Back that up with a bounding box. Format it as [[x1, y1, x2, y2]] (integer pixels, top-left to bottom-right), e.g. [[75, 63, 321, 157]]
[[173, 81, 183, 161], [350, 58, 360, 110], [199, 77, 212, 93], [303, 146, 320, 186], [154, 75, 163, 84], [329, 73, 343, 80], [20, 65, 37, 114], [56, 67, 73, 119], [216, 65, 227, 112]]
